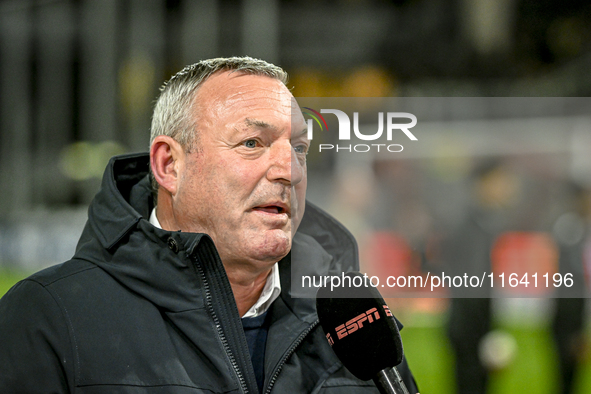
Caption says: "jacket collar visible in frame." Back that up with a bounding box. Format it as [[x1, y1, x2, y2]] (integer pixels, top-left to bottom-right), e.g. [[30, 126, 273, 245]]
[[86, 152, 151, 250]]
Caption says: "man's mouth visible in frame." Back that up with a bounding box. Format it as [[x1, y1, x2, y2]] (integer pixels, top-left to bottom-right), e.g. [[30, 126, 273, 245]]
[[252, 202, 290, 216]]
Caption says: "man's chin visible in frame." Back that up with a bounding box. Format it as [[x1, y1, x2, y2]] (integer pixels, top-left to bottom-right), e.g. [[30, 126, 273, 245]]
[[250, 231, 291, 262]]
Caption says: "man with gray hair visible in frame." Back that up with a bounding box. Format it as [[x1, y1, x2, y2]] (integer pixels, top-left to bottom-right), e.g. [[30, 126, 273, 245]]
[[0, 57, 417, 393]]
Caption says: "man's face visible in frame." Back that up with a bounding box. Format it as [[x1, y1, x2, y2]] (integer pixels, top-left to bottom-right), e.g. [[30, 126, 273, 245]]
[[173, 71, 309, 268]]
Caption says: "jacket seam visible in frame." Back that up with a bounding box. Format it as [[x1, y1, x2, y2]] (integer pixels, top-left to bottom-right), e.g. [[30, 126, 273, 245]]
[[164, 307, 204, 314], [27, 264, 98, 287], [44, 286, 82, 390], [76, 382, 236, 393], [77, 381, 197, 388], [310, 361, 342, 394], [23, 280, 79, 392]]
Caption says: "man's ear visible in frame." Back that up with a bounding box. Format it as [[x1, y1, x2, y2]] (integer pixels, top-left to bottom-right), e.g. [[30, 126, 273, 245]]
[[150, 136, 184, 195]]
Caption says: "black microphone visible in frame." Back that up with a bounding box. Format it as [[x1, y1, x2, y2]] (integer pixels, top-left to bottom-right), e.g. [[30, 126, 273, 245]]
[[316, 272, 410, 394]]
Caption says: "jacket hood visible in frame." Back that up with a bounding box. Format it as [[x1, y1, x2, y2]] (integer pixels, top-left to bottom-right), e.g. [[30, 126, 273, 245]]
[[74, 153, 359, 317]]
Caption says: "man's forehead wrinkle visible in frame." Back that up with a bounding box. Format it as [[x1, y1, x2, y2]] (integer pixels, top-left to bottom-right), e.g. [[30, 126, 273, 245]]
[[196, 72, 288, 105], [228, 91, 292, 107], [216, 93, 293, 121], [222, 79, 288, 99]]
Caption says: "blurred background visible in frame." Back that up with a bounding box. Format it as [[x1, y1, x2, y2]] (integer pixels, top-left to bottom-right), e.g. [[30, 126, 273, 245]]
[[1, 0, 591, 393]]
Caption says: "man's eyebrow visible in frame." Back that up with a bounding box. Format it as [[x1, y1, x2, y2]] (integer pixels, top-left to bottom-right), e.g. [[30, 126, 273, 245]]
[[244, 118, 277, 130], [243, 118, 307, 137]]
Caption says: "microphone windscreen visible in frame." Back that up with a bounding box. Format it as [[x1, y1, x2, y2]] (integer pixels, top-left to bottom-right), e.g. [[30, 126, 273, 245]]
[[316, 272, 404, 381]]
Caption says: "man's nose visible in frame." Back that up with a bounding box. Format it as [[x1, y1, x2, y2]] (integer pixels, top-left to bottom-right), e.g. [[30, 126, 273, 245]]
[[267, 140, 303, 186]]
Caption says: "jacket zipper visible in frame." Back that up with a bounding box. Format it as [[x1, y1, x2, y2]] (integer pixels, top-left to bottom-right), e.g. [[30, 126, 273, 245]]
[[191, 253, 249, 394], [264, 320, 319, 394]]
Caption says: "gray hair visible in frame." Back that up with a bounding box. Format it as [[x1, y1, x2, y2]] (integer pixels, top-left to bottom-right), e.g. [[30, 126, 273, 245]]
[[149, 56, 289, 193]]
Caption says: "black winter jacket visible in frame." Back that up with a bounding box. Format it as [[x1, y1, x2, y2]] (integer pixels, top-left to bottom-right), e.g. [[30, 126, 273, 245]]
[[0, 153, 418, 393]]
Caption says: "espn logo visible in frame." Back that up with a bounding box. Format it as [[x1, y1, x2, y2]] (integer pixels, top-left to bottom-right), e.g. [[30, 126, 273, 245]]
[[383, 305, 392, 317], [326, 333, 334, 346], [336, 307, 380, 340], [326, 305, 392, 347]]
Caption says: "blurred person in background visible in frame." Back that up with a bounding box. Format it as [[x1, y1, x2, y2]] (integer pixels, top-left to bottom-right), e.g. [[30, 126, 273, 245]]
[[551, 182, 591, 394], [0, 57, 418, 393], [442, 159, 521, 394]]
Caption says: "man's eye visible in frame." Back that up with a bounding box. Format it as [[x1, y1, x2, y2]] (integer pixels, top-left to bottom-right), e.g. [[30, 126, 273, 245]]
[[294, 145, 308, 154], [244, 140, 257, 148]]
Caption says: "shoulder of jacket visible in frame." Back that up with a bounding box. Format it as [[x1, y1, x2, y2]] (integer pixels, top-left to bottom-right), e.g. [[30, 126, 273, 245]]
[[26, 259, 99, 288]]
